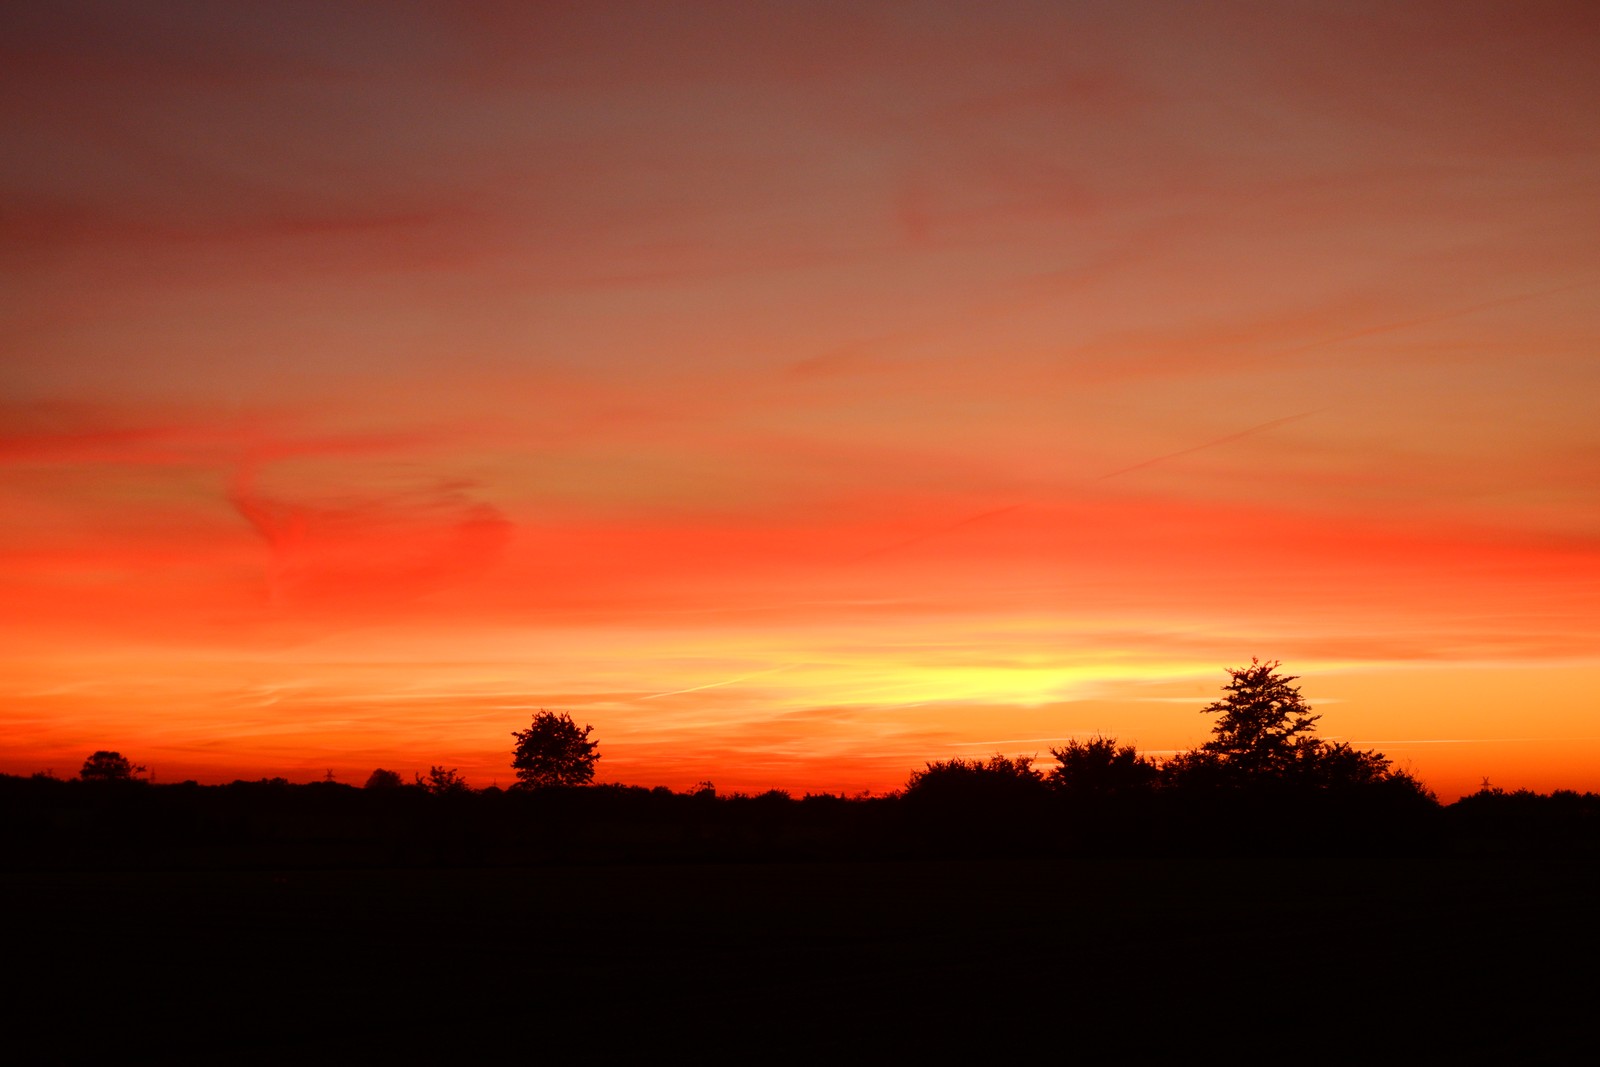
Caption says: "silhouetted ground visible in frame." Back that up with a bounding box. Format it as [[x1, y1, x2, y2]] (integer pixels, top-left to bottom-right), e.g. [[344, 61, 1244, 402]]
[[6, 777, 1597, 1060], [9, 852, 1598, 1062]]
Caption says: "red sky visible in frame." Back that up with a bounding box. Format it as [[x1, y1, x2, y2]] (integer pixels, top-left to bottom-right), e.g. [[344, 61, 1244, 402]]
[[4, 1, 1599, 799]]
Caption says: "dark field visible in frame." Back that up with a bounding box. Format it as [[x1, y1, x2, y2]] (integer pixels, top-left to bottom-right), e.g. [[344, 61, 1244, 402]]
[[10, 852, 1597, 1063]]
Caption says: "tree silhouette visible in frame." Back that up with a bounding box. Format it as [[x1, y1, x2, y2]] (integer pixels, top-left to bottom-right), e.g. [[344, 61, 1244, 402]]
[[79, 751, 143, 782], [511, 710, 599, 789], [1198, 658, 1321, 777], [364, 768, 404, 789], [1173, 659, 1426, 795]]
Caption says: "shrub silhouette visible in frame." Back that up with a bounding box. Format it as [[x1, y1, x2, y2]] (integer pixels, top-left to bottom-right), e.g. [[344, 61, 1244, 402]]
[[1047, 737, 1158, 798], [79, 751, 144, 783], [418, 766, 472, 795], [511, 710, 599, 789], [901, 755, 1048, 854], [364, 768, 404, 789], [904, 755, 1045, 804]]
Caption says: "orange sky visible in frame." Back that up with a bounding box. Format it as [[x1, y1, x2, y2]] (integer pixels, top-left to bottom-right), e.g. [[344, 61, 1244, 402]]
[[4, 2, 1599, 799]]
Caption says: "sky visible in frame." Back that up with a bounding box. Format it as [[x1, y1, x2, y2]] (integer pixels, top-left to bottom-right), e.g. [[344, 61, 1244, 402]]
[[3, 1, 1599, 799]]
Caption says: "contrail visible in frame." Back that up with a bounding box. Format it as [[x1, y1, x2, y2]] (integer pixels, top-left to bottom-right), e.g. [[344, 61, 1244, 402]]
[[1351, 736, 1600, 745], [1094, 278, 1597, 481], [949, 736, 1082, 747], [848, 503, 1024, 563], [1097, 410, 1322, 480], [1277, 278, 1597, 359], [641, 663, 801, 700]]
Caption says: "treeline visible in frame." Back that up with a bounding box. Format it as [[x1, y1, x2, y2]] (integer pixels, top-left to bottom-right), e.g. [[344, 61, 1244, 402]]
[[0, 774, 879, 868], [8, 660, 1597, 866], [4, 766, 1598, 870]]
